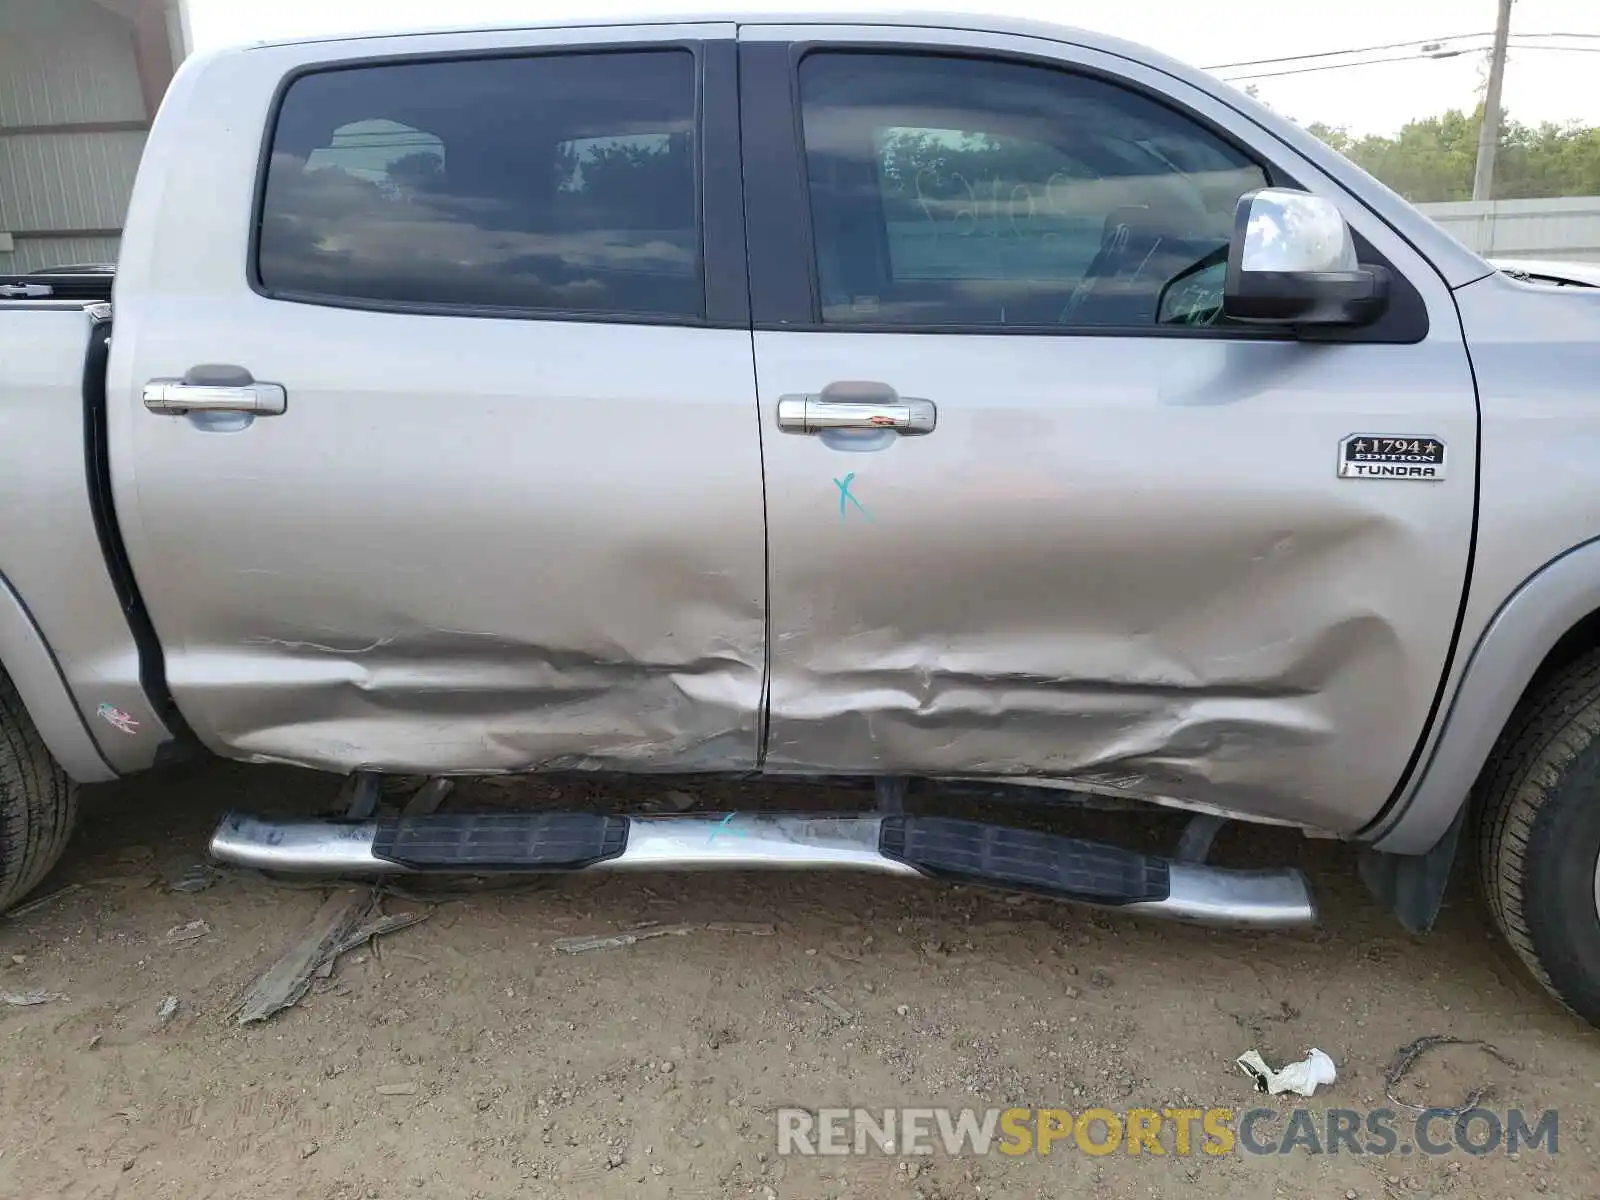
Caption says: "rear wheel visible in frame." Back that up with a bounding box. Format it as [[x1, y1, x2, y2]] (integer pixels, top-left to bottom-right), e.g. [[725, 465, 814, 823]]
[[1477, 649, 1600, 1024], [0, 669, 79, 913]]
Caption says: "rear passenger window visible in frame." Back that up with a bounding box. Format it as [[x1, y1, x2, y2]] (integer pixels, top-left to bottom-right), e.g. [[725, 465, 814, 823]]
[[257, 50, 701, 320], [798, 53, 1268, 329]]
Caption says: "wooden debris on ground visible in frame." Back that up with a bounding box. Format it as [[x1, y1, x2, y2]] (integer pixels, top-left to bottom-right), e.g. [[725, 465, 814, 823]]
[[2, 884, 81, 921], [1, 990, 63, 1006], [234, 888, 432, 1024], [164, 920, 211, 945], [331, 910, 433, 959], [807, 988, 854, 1023], [553, 920, 777, 954]]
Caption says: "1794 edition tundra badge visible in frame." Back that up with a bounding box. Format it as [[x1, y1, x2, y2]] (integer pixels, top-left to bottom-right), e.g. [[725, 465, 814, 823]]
[[1338, 435, 1447, 481]]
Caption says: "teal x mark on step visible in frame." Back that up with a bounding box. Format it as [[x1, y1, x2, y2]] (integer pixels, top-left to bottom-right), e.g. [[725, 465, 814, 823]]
[[706, 812, 752, 844], [834, 472, 872, 522]]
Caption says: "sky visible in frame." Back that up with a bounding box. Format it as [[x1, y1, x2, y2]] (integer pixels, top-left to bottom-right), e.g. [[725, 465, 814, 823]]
[[183, 0, 1598, 136]]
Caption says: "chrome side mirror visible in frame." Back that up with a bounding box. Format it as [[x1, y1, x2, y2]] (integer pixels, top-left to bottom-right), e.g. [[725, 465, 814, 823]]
[[1223, 187, 1388, 326]]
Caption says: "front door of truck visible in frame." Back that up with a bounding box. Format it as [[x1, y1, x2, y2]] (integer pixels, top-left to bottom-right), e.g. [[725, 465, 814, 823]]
[[109, 28, 767, 774], [740, 27, 1479, 832]]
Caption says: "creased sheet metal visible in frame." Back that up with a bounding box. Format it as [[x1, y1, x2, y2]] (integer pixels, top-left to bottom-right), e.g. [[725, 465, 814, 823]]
[[185, 611, 763, 776], [119, 312, 768, 776], [754, 327, 1478, 834]]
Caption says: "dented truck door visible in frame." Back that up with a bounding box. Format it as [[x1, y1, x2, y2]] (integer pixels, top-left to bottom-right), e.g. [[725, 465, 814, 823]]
[[107, 28, 766, 773], [740, 26, 1478, 832]]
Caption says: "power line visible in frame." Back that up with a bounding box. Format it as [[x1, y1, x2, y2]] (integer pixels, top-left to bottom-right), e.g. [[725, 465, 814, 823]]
[[1203, 34, 1487, 71], [1220, 49, 1485, 82], [1218, 42, 1600, 82], [1204, 29, 1599, 72]]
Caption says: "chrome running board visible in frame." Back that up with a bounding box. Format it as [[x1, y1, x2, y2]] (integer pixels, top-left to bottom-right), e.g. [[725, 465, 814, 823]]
[[209, 812, 1316, 929]]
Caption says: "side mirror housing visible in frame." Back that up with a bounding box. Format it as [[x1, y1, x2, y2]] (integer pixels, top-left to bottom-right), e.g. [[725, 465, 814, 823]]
[[1223, 187, 1388, 326]]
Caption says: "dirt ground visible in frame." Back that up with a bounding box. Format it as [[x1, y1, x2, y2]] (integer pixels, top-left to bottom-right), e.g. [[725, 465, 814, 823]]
[[1, 762, 1597, 1200]]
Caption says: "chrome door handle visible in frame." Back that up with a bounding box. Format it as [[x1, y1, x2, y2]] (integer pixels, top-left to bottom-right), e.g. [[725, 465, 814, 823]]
[[776, 384, 936, 436], [143, 380, 287, 416]]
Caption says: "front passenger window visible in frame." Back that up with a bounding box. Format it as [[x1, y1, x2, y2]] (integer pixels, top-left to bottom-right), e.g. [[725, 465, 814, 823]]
[[798, 52, 1268, 330]]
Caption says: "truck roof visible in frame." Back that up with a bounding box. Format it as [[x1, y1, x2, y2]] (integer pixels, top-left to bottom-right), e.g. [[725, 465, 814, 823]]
[[210, 10, 1260, 143], [234, 10, 1158, 64]]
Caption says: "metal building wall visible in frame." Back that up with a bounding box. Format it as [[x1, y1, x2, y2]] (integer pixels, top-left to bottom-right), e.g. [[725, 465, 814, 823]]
[[0, 0, 171, 273], [1417, 196, 1600, 265]]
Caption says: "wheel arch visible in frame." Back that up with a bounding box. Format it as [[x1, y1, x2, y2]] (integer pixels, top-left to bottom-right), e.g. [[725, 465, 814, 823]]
[[0, 570, 117, 784], [1371, 536, 1600, 855]]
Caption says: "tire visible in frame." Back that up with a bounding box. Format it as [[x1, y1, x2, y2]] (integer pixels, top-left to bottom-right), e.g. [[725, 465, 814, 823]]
[[1476, 648, 1600, 1024], [0, 668, 79, 913]]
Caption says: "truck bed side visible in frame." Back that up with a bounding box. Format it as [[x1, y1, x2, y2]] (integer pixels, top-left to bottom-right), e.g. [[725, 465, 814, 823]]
[[0, 303, 174, 778]]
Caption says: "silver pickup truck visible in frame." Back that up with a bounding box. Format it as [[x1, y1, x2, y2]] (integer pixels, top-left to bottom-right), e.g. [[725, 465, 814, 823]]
[[4, 11, 1599, 1023]]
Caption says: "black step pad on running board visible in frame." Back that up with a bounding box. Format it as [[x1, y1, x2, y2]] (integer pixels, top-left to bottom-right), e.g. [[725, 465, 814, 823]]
[[878, 816, 1170, 905], [371, 813, 628, 871]]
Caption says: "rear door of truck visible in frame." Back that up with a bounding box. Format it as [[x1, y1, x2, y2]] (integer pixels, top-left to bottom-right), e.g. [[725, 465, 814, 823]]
[[106, 25, 766, 774]]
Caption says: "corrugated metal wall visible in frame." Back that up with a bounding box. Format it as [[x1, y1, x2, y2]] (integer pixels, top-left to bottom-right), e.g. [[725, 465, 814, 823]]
[[1417, 197, 1600, 265], [0, 0, 149, 272]]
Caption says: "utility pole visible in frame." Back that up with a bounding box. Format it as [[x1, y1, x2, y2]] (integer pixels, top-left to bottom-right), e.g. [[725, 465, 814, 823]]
[[1471, 0, 1515, 201]]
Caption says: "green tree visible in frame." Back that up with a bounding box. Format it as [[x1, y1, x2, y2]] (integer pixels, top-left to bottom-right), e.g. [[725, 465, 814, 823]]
[[1305, 109, 1600, 202]]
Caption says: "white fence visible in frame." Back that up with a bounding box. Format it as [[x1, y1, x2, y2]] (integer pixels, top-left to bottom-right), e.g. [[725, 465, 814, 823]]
[[1416, 196, 1600, 264]]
